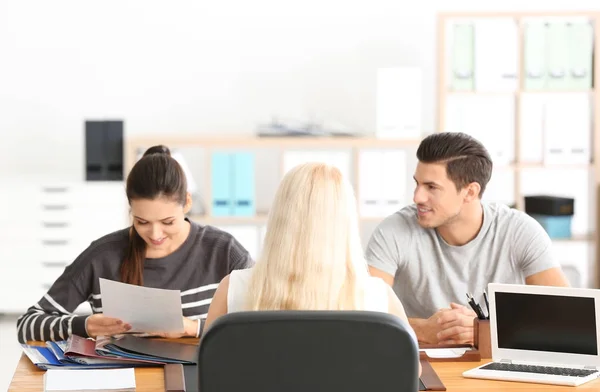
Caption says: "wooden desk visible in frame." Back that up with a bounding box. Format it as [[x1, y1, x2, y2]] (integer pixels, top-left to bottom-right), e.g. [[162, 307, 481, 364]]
[[8, 354, 600, 391]]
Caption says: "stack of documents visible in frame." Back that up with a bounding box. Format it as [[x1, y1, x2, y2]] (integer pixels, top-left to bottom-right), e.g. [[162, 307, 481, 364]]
[[23, 335, 198, 370], [44, 368, 136, 391]]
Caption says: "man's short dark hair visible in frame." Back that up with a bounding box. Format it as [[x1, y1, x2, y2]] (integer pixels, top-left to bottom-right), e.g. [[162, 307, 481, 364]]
[[416, 132, 493, 197]]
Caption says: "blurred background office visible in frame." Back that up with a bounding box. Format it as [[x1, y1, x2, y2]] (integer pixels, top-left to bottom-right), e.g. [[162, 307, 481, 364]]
[[1, 0, 600, 389]]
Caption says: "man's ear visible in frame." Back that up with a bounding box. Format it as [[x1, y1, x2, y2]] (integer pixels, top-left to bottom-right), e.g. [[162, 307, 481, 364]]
[[464, 182, 481, 202], [184, 192, 193, 214]]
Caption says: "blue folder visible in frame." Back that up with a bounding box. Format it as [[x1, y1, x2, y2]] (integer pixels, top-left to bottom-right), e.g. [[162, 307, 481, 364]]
[[211, 152, 233, 216], [232, 152, 256, 216]]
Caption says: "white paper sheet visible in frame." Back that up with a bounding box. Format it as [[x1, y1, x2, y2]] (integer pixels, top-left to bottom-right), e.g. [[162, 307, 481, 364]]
[[419, 347, 473, 358], [99, 278, 184, 333], [44, 368, 136, 391]]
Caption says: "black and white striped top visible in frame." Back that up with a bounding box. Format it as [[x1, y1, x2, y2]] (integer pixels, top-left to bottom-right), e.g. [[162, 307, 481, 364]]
[[16, 219, 254, 343]]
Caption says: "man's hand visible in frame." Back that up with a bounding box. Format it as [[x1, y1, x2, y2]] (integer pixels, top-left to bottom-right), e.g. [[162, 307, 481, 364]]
[[436, 303, 477, 344], [411, 308, 449, 344], [85, 314, 132, 338], [150, 317, 199, 339]]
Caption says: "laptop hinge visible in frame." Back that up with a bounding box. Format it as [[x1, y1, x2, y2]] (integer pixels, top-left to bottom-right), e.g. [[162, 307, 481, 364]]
[[499, 359, 512, 364]]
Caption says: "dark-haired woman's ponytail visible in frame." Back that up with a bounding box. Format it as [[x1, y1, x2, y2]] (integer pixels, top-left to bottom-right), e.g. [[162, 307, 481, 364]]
[[120, 226, 146, 286]]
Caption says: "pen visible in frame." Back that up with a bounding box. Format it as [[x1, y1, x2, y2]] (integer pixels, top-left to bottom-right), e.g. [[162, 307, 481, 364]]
[[483, 291, 490, 320], [466, 293, 486, 320]]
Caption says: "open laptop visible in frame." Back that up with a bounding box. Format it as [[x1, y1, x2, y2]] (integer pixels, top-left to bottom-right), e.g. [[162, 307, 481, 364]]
[[463, 283, 600, 386]]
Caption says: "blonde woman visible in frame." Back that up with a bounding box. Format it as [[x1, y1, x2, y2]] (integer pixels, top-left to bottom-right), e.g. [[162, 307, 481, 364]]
[[205, 161, 413, 329]]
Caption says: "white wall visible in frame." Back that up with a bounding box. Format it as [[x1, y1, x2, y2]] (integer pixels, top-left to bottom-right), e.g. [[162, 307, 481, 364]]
[[1, 0, 600, 180]]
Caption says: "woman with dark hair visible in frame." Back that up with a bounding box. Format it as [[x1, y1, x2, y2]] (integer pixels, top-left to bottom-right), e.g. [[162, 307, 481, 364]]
[[17, 145, 253, 343]]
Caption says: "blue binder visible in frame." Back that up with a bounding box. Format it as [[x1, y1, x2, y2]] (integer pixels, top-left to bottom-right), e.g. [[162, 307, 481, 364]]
[[211, 152, 233, 216], [232, 152, 256, 216]]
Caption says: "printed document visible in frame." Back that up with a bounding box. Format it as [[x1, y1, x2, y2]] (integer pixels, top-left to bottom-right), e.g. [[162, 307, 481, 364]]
[[99, 278, 184, 333]]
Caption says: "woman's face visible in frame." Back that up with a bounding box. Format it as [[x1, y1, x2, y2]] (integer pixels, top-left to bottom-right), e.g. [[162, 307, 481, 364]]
[[130, 196, 190, 252]]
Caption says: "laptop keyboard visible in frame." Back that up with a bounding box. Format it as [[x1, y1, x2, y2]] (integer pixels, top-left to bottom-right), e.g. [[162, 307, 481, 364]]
[[481, 362, 597, 377]]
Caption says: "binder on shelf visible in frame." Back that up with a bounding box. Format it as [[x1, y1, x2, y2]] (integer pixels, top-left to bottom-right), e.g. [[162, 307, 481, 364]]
[[380, 150, 407, 216], [567, 21, 593, 90], [232, 152, 256, 217], [376, 67, 422, 139], [211, 152, 232, 216], [358, 150, 384, 217], [523, 21, 547, 91], [543, 93, 591, 165], [545, 22, 570, 91], [474, 18, 518, 92], [450, 22, 475, 91], [519, 94, 545, 162]]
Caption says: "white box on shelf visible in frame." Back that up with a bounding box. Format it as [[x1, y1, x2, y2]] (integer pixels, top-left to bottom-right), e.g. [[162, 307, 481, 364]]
[[359, 150, 408, 218], [543, 93, 591, 165], [380, 150, 408, 216], [519, 93, 545, 163], [474, 18, 519, 92], [358, 150, 384, 217], [376, 67, 423, 139]]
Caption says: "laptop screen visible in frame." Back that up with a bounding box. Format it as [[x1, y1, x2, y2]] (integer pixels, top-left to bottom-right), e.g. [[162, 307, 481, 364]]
[[495, 292, 598, 356]]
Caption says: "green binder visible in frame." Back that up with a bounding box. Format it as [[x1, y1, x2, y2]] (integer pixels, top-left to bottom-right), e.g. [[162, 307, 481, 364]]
[[546, 22, 570, 91], [524, 21, 547, 91], [450, 23, 475, 91], [567, 21, 593, 91]]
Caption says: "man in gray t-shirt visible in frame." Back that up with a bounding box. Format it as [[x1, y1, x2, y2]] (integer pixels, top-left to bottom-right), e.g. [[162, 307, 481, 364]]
[[366, 132, 569, 346]]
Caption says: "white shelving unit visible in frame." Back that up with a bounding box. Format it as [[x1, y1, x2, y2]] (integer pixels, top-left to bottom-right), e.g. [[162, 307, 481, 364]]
[[437, 11, 600, 288]]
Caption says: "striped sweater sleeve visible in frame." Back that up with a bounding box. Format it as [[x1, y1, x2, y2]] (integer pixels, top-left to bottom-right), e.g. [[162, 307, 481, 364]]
[[16, 261, 91, 343]]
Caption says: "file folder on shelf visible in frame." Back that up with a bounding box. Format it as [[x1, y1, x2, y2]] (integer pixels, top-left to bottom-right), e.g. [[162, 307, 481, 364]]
[[523, 21, 547, 91], [450, 22, 475, 91], [543, 93, 591, 165], [567, 21, 593, 90], [211, 152, 232, 216], [232, 152, 256, 216], [474, 18, 518, 92], [359, 150, 407, 217], [358, 150, 384, 217], [545, 21, 570, 91], [380, 150, 407, 216]]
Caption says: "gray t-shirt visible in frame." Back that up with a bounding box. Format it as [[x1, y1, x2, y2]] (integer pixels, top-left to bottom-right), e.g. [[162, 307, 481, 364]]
[[365, 202, 559, 319], [17, 219, 254, 343]]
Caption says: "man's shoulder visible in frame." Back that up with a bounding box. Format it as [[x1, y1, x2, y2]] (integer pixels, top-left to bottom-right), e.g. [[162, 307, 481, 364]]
[[483, 202, 542, 233], [379, 204, 421, 230]]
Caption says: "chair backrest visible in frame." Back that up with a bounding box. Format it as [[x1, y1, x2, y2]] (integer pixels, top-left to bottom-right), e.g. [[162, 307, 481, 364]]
[[198, 310, 419, 392]]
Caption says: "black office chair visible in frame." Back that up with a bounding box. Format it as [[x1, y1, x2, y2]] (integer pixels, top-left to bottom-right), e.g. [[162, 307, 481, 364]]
[[198, 310, 420, 392]]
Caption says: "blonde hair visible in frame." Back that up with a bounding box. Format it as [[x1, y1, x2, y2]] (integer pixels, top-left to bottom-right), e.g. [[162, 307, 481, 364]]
[[246, 162, 370, 311]]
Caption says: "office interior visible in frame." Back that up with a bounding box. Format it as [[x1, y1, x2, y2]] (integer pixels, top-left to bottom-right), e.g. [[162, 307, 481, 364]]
[[2, 0, 600, 390]]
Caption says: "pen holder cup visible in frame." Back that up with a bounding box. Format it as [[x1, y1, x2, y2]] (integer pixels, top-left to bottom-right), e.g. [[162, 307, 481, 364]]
[[473, 318, 492, 359]]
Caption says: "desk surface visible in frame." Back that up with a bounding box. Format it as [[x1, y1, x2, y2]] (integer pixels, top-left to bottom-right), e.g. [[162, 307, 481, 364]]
[[8, 353, 600, 391]]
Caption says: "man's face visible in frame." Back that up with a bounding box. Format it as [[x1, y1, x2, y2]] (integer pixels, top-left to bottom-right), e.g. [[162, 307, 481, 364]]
[[412, 161, 466, 229]]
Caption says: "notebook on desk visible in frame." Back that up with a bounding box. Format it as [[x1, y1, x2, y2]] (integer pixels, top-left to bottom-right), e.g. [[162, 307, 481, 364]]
[[463, 283, 600, 386]]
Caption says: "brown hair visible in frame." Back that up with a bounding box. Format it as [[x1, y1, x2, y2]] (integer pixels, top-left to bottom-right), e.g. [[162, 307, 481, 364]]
[[416, 132, 493, 197], [121, 145, 188, 285]]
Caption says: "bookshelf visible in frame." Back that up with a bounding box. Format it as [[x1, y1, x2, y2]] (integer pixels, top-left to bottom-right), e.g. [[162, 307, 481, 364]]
[[437, 11, 600, 288]]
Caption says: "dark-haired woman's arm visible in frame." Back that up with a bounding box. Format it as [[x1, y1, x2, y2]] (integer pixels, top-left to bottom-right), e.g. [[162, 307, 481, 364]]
[[16, 268, 91, 343]]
